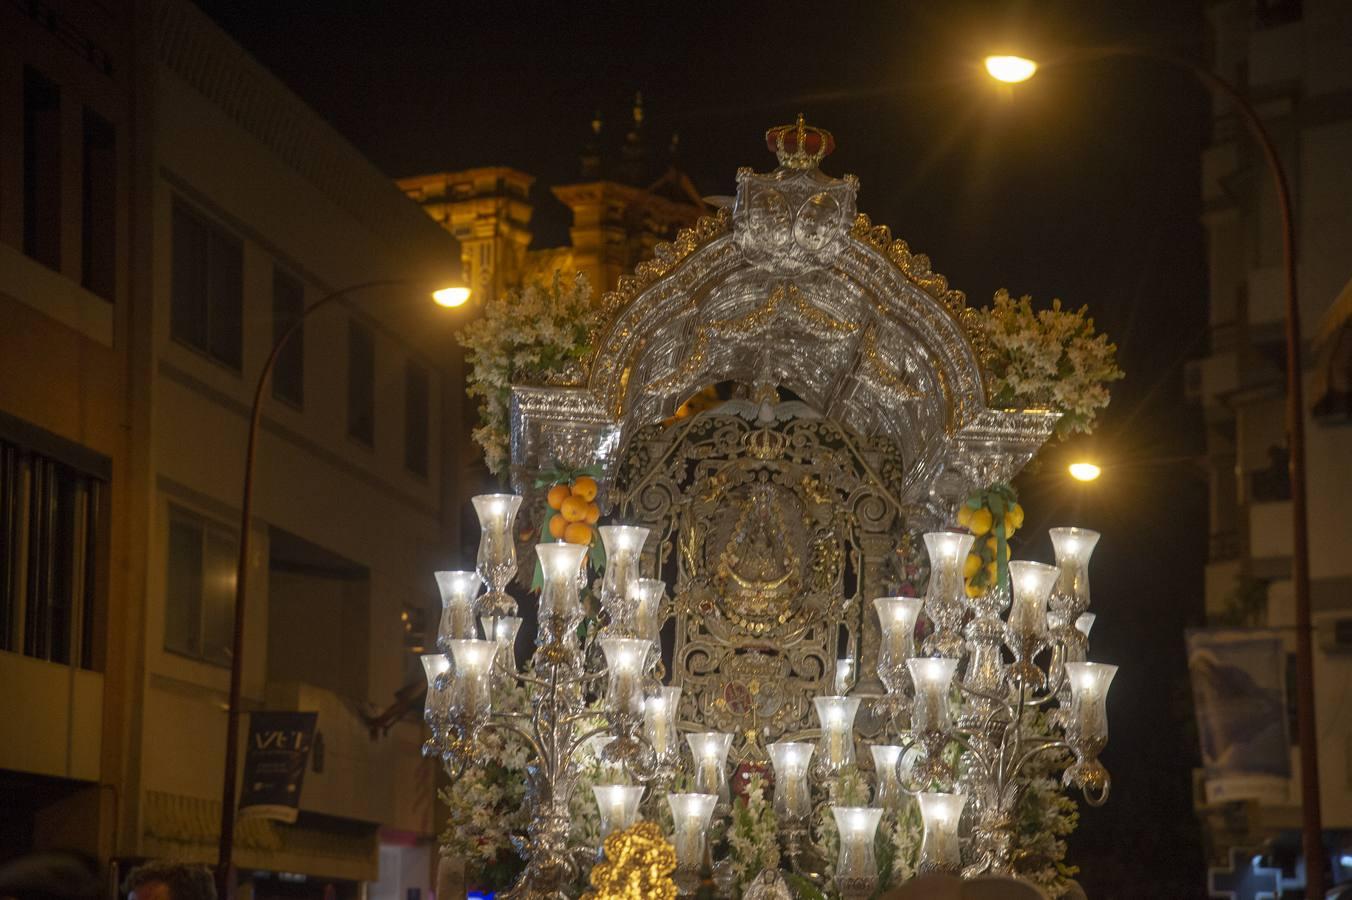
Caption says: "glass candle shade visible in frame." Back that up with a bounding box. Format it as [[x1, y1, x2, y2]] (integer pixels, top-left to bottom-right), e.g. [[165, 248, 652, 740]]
[[600, 638, 651, 719], [1006, 560, 1058, 637], [835, 658, 855, 695], [471, 494, 522, 606], [667, 793, 718, 872], [447, 639, 496, 726], [644, 686, 682, 759], [768, 741, 814, 821], [434, 570, 481, 648], [874, 596, 923, 694], [1075, 612, 1097, 637], [536, 542, 589, 651], [686, 732, 733, 803], [917, 792, 967, 874], [906, 657, 958, 734], [832, 806, 884, 884], [870, 744, 904, 810], [479, 614, 522, 672], [923, 532, 976, 655], [598, 525, 649, 634], [588, 734, 620, 780], [813, 696, 861, 774], [421, 653, 451, 723], [632, 577, 665, 645], [1048, 527, 1100, 622], [1065, 662, 1117, 748], [593, 784, 645, 839]]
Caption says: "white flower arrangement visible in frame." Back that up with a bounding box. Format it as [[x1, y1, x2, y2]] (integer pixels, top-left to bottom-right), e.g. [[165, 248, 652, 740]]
[[726, 774, 782, 891], [974, 290, 1124, 439], [458, 271, 600, 476]]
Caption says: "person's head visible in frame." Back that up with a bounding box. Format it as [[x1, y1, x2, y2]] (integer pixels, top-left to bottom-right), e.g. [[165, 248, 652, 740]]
[[122, 863, 215, 900]]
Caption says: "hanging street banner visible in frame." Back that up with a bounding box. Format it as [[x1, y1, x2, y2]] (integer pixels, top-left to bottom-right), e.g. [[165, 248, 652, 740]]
[[1187, 629, 1291, 805], [240, 711, 319, 823]]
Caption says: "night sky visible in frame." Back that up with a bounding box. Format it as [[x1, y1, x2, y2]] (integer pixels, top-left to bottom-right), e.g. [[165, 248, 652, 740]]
[[197, 1, 1211, 893]]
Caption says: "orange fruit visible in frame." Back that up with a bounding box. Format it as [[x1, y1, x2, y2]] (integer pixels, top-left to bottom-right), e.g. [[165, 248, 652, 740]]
[[571, 476, 598, 502], [585, 501, 600, 524], [548, 514, 567, 539], [547, 484, 571, 510], [563, 521, 593, 545], [560, 495, 589, 523]]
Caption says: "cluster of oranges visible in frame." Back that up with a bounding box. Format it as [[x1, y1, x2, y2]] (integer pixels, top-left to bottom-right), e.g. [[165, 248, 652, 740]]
[[546, 476, 600, 545], [957, 498, 1025, 597]]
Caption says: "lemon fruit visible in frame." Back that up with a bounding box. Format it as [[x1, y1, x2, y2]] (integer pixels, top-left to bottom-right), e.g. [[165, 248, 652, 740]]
[[548, 514, 567, 540], [969, 507, 993, 535], [560, 495, 589, 523], [585, 501, 600, 524], [963, 553, 982, 578]]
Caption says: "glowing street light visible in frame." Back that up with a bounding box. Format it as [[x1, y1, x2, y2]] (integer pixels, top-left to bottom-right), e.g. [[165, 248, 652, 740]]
[[432, 285, 472, 308], [984, 55, 1038, 84], [1068, 462, 1102, 482]]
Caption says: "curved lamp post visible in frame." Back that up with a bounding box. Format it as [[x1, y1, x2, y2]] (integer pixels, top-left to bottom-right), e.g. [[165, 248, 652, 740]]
[[988, 49, 1323, 895], [215, 278, 469, 898]]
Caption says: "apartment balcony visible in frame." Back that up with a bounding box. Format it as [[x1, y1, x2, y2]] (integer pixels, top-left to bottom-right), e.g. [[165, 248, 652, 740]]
[[0, 651, 102, 781]]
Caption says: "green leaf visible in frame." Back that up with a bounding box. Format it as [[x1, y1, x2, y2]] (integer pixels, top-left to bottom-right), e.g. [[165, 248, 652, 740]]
[[782, 872, 827, 900]]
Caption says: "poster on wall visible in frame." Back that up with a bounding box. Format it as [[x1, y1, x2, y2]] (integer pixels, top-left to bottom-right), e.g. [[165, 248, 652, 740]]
[[1187, 628, 1292, 805], [240, 710, 319, 823]]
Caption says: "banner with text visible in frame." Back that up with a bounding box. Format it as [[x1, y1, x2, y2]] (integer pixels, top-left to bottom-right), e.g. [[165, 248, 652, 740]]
[[1187, 628, 1291, 805], [240, 710, 319, 823]]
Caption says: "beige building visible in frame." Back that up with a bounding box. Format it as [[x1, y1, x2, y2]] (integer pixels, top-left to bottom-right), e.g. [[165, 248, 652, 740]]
[[2, 1, 468, 897], [1194, 0, 1352, 863], [398, 97, 706, 304]]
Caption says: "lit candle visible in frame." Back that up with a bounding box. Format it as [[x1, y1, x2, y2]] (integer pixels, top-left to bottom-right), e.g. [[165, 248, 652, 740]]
[[906, 657, 958, 734], [917, 792, 966, 874], [446, 638, 496, 725], [835, 658, 855, 695], [686, 732, 733, 804], [471, 494, 522, 611], [536, 542, 589, 650], [1065, 662, 1117, 745], [600, 638, 651, 718], [434, 570, 481, 647], [592, 784, 645, 839], [832, 806, 883, 894], [924, 531, 977, 607], [478, 614, 522, 672], [768, 741, 814, 821], [1006, 560, 1058, 637], [1075, 612, 1097, 637], [632, 577, 665, 644], [869, 744, 904, 811], [1048, 527, 1100, 624], [644, 686, 681, 757], [420, 653, 451, 722], [813, 696, 861, 773], [667, 793, 717, 874], [598, 525, 649, 634], [873, 596, 923, 694]]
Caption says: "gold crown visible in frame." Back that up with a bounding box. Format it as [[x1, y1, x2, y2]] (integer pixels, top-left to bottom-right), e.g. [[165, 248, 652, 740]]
[[745, 426, 788, 459], [765, 114, 836, 170]]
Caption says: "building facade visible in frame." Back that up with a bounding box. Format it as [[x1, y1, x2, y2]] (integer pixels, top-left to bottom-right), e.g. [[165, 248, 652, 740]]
[[2, 2, 468, 898], [397, 97, 707, 305], [1194, 0, 1352, 871]]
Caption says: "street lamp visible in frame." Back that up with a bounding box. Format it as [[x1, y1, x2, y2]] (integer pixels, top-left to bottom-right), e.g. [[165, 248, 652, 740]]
[[215, 279, 469, 899], [986, 49, 1325, 895], [1068, 462, 1102, 482]]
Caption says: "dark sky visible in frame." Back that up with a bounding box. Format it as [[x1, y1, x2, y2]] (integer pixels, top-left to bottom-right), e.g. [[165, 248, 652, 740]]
[[196, 1, 1211, 893]]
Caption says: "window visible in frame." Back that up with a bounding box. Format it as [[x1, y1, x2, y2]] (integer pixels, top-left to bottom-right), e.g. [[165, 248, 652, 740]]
[[165, 505, 236, 667], [171, 200, 243, 369], [404, 360, 430, 477], [272, 267, 305, 408], [1, 435, 102, 669], [23, 66, 62, 270], [81, 109, 116, 300], [347, 320, 375, 446]]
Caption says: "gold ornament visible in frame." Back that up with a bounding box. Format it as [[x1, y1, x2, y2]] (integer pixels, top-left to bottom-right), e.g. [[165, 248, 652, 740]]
[[580, 821, 678, 900]]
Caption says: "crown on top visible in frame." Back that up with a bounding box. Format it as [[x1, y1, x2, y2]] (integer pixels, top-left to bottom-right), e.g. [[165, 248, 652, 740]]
[[765, 114, 836, 170]]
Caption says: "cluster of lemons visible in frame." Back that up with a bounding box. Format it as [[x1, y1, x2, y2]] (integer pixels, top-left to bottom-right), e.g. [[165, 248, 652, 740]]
[[545, 476, 601, 545], [957, 499, 1025, 597]]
